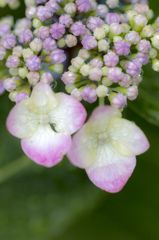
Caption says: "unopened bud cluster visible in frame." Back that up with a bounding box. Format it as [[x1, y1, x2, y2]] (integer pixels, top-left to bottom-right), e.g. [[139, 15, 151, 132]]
[[0, 0, 158, 110]]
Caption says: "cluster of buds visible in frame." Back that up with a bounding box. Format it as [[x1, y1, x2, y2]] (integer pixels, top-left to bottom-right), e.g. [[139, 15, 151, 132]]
[[0, 0, 157, 193]]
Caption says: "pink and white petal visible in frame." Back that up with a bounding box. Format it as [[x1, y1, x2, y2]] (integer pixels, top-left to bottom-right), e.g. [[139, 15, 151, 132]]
[[88, 105, 121, 123], [28, 82, 58, 114], [21, 123, 72, 167], [48, 92, 87, 134], [6, 99, 39, 139], [86, 143, 136, 193], [67, 124, 97, 168], [108, 118, 150, 156]]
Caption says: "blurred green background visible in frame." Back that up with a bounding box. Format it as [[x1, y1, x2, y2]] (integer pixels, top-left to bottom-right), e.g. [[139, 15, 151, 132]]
[[0, 1, 159, 239]]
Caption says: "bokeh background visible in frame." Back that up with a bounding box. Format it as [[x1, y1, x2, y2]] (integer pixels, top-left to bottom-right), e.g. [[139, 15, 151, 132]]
[[0, 1, 159, 239]]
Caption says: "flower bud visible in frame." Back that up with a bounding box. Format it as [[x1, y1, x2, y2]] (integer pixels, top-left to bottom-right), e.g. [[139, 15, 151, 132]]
[[50, 23, 65, 40], [141, 25, 154, 38], [152, 59, 159, 72], [98, 39, 110, 52], [26, 55, 41, 71], [138, 39, 151, 53], [108, 67, 124, 83], [37, 26, 50, 39], [12, 46, 23, 57], [40, 72, 53, 84], [36, 6, 53, 21], [131, 76, 142, 85], [59, 14, 73, 28], [114, 40, 131, 56], [90, 58, 103, 68], [50, 49, 66, 63], [133, 4, 149, 14], [15, 92, 29, 104], [78, 48, 90, 60], [93, 28, 106, 40], [71, 57, 84, 69], [48, 63, 64, 74], [0, 23, 10, 37], [127, 85, 138, 100], [71, 21, 86, 36], [96, 85, 108, 97], [106, 0, 119, 8], [111, 92, 127, 109], [61, 71, 75, 86], [104, 51, 119, 67], [97, 4, 108, 18], [151, 33, 159, 49], [105, 13, 120, 25], [89, 68, 102, 81], [79, 64, 90, 76], [126, 10, 137, 22], [81, 86, 97, 103], [119, 74, 132, 87], [134, 14, 148, 30], [30, 38, 43, 52], [22, 48, 34, 60], [64, 3, 76, 14], [71, 88, 82, 101], [9, 68, 18, 76], [87, 17, 103, 31], [3, 77, 21, 92], [0, 46, 6, 60], [45, 0, 59, 13], [65, 34, 77, 47], [25, 6, 36, 19], [18, 67, 29, 79], [148, 48, 157, 59], [27, 71, 40, 85], [102, 66, 108, 76], [125, 31, 141, 45], [110, 22, 122, 35], [32, 18, 42, 28], [43, 38, 57, 51], [135, 52, 149, 65], [76, 0, 91, 13], [1, 34, 16, 49], [102, 77, 113, 86], [126, 60, 142, 77], [6, 55, 20, 68], [102, 24, 110, 35]]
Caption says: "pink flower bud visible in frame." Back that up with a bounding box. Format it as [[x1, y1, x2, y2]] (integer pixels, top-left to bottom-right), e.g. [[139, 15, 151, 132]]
[[45, 0, 59, 13], [59, 14, 73, 28], [61, 71, 75, 86], [108, 67, 124, 83], [6, 55, 20, 68], [3, 78, 16, 92], [127, 85, 138, 100], [70, 21, 86, 36], [50, 23, 65, 40], [37, 26, 50, 39], [105, 13, 120, 25], [89, 68, 102, 81], [138, 39, 151, 53], [26, 55, 41, 71], [19, 29, 33, 43], [133, 4, 149, 14], [81, 86, 97, 103], [119, 74, 132, 87], [27, 71, 40, 85], [43, 37, 57, 51], [1, 34, 16, 49], [0, 46, 6, 60], [111, 92, 127, 109], [41, 72, 53, 84], [15, 92, 29, 104], [25, 6, 36, 19], [0, 23, 10, 37], [104, 51, 119, 67], [90, 58, 103, 68], [125, 31, 141, 44], [134, 14, 148, 27], [87, 17, 103, 31], [135, 52, 149, 65], [76, 0, 91, 13], [36, 6, 53, 21], [126, 60, 142, 77], [50, 49, 66, 63], [97, 4, 108, 18], [114, 40, 131, 56], [82, 36, 98, 50], [35, 0, 47, 3]]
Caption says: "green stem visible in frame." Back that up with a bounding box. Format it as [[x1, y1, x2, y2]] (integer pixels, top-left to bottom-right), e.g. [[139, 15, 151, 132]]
[[0, 156, 32, 184], [99, 97, 105, 106]]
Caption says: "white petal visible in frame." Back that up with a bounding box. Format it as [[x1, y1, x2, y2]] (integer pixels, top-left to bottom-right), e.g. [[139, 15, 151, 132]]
[[86, 143, 136, 193], [21, 124, 72, 167], [6, 99, 39, 139], [108, 118, 150, 156], [48, 92, 87, 134]]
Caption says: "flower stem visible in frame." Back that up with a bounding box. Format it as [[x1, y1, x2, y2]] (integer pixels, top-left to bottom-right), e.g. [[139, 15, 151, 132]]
[[0, 155, 32, 185], [99, 97, 105, 106]]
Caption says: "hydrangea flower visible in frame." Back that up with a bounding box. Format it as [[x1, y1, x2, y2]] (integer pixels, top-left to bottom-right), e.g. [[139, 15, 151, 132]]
[[68, 106, 149, 193], [7, 82, 86, 167]]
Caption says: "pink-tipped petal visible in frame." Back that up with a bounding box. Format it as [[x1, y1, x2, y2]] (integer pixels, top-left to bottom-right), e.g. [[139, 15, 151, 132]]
[[108, 118, 150, 156], [88, 105, 121, 122], [6, 99, 39, 139], [21, 124, 72, 167], [48, 92, 87, 134], [86, 144, 136, 193]]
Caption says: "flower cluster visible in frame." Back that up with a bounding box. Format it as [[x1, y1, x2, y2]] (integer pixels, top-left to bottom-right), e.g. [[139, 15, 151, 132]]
[[0, 0, 156, 193]]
